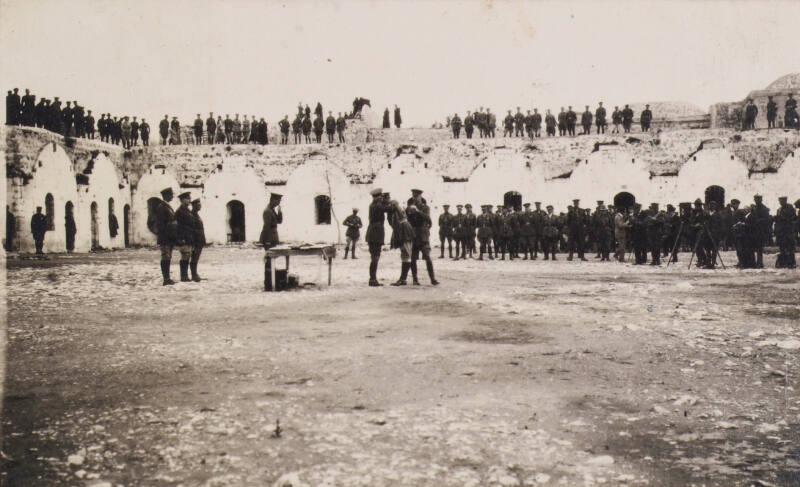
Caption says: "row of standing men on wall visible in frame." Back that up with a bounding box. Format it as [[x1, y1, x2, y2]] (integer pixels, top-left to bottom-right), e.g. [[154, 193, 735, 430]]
[[448, 103, 654, 139], [431, 195, 798, 269], [741, 95, 799, 130]]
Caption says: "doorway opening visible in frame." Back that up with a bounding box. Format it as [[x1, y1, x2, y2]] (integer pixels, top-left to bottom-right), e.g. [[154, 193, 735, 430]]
[[503, 191, 522, 211], [227, 200, 246, 242]]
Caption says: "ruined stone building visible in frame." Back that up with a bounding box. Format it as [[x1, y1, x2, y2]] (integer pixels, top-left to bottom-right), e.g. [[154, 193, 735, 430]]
[[3, 75, 799, 253]]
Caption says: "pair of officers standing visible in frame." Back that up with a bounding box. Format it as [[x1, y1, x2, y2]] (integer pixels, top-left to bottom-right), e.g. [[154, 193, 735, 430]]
[[366, 187, 439, 287], [153, 188, 206, 285]]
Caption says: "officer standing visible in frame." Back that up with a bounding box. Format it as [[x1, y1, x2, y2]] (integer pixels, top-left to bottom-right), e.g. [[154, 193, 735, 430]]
[[532, 109, 542, 138], [6, 89, 20, 126], [567, 200, 587, 261], [477, 205, 494, 260], [407, 204, 439, 285], [206, 113, 216, 145], [313, 113, 324, 143], [784, 94, 798, 129], [189, 198, 205, 282], [130, 117, 140, 146], [464, 204, 477, 258], [383, 108, 391, 129], [278, 116, 290, 145], [223, 114, 234, 144], [21, 89, 36, 127], [438, 204, 454, 258], [766, 96, 778, 129], [774, 196, 797, 268], [640, 104, 653, 132], [751, 194, 771, 268], [292, 115, 303, 144], [193, 114, 204, 144], [519, 203, 535, 259], [566, 106, 577, 136], [611, 106, 622, 134], [631, 204, 648, 264], [325, 111, 336, 143], [451, 113, 462, 139], [30, 206, 48, 255], [159, 115, 169, 145], [646, 203, 665, 265], [464, 111, 474, 139], [342, 208, 362, 259], [302, 115, 312, 143], [452, 204, 466, 260], [744, 99, 758, 130], [593, 201, 612, 261], [486, 109, 496, 138], [336, 113, 347, 143], [366, 188, 389, 286], [493, 204, 505, 259], [394, 105, 402, 128], [153, 188, 177, 285], [595, 102, 607, 134], [514, 107, 525, 137], [170, 116, 181, 145], [503, 110, 514, 137], [581, 106, 593, 135], [622, 104, 634, 133], [259, 193, 283, 291], [542, 205, 558, 260], [140, 119, 150, 147], [613, 205, 630, 262], [175, 192, 195, 282], [545, 110, 556, 137], [85, 110, 95, 139]]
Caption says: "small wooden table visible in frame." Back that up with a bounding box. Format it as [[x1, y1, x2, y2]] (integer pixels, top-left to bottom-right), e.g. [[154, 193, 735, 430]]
[[264, 244, 336, 291]]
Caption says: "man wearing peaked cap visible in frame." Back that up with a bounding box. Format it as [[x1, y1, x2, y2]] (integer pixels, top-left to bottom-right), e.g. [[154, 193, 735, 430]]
[[260, 192, 283, 291], [190, 198, 206, 282], [750, 193, 771, 268], [175, 192, 195, 282], [774, 196, 797, 268], [452, 204, 466, 260], [464, 204, 477, 258], [438, 204, 454, 258], [153, 187, 177, 285], [366, 188, 390, 286], [567, 199, 587, 261], [342, 207, 362, 259]]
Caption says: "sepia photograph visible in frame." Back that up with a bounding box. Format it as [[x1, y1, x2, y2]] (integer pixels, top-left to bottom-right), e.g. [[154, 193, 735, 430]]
[[0, 0, 799, 485]]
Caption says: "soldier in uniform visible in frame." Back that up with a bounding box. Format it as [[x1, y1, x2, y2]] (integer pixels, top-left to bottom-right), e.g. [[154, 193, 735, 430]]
[[566, 200, 587, 261], [476, 205, 494, 260], [438, 204, 454, 258], [223, 114, 234, 144], [34, 97, 47, 128], [450, 113, 462, 139], [383, 108, 391, 129], [545, 110, 556, 137], [744, 99, 758, 130], [595, 102, 607, 134], [500, 207, 515, 260], [30, 206, 48, 255], [763, 96, 778, 130], [62, 101, 74, 137], [389, 201, 415, 285], [646, 203, 665, 265], [73, 101, 85, 137], [611, 106, 622, 134], [243, 115, 252, 144], [291, 115, 302, 144], [557, 107, 567, 136], [593, 201, 612, 261], [336, 113, 347, 143], [260, 193, 283, 291], [279, 116, 290, 145], [688, 199, 711, 268], [774, 196, 796, 268], [6, 89, 20, 126], [140, 119, 150, 146], [750, 194, 771, 268], [394, 105, 402, 128], [407, 204, 439, 285], [542, 205, 559, 260], [622, 104, 634, 133], [366, 188, 389, 286], [630, 204, 648, 264], [130, 116, 140, 146], [302, 115, 312, 143], [785, 93, 798, 129], [175, 192, 195, 282], [662, 204, 681, 263], [159, 115, 169, 145], [529, 202, 545, 259], [708, 201, 727, 265], [503, 110, 514, 137], [65, 204, 77, 253], [121, 116, 132, 149], [580, 106, 593, 135], [342, 208, 362, 259], [464, 204, 477, 258], [192, 114, 203, 144], [257, 118, 269, 145], [486, 109, 496, 138], [519, 203, 535, 259], [189, 198, 205, 282], [313, 113, 324, 143], [152, 187, 177, 285], [463, 111, 474, 139], [640, 104, 653, 132], [206, 113, 216, 145], [566, 106, 577, 136], [514, 107, 525, 137], [21, 89, 36, 127], [532, 109, 542, 138], [170, 116, 181, 145], [85, 110, 95, 139], [613, 205, 630, 262], [325, 111, 336, 143], [451, 204, 466, 260]]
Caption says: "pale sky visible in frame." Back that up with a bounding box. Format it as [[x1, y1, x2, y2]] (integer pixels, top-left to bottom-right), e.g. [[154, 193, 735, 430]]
[[1, 0, 798, 127]]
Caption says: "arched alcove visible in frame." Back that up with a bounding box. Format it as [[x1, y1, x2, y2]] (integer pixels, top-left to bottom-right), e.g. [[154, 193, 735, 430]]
[[226, 200, 246, 242], [202, 157, 268, 244]]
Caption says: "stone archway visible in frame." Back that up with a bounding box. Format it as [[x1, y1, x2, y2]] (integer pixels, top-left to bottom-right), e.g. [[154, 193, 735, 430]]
[[704, 185, 725, 208], [226, 200, 246, 243], [504, 191, 522, 211], [614, 191, 636, 210]]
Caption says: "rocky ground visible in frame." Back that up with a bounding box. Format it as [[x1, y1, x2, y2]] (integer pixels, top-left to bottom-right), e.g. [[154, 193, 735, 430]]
[[1, 246, 799, 486]]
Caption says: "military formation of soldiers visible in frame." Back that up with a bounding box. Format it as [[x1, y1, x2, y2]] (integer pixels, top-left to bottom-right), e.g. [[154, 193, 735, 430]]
[[434, 195, 798, 270], [150, 189, 206, 285], [449, 103, 654, 139], [744, 94, 799, 130], [287, 103, 349, 145]]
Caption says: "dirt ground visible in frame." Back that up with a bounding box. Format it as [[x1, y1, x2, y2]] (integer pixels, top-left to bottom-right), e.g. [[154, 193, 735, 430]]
[[1, 246, 799, 487]]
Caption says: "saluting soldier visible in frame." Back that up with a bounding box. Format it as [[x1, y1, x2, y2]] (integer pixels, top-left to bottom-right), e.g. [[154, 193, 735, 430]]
[[438, 204, 454, 258], [189, 198, 205, 282], [477, 205, 494, 260], [343, 208, 362, 259], [152, 187, 177, 285], [595, 102, 607, 134], [581, 106, 593, 135], [325, 111, 337, 143], [622, 104, 634, 133], [557, 107, 567, 136], [640, 104, 653, 132], [336, 112, 347, 143], [260, 192, 283, 291], [175, 192, 195, 282], [566, 106, 577, 136], [463, 111, 474, 139], [366, 188, 389, 286], [774, 196, 796, 268]]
